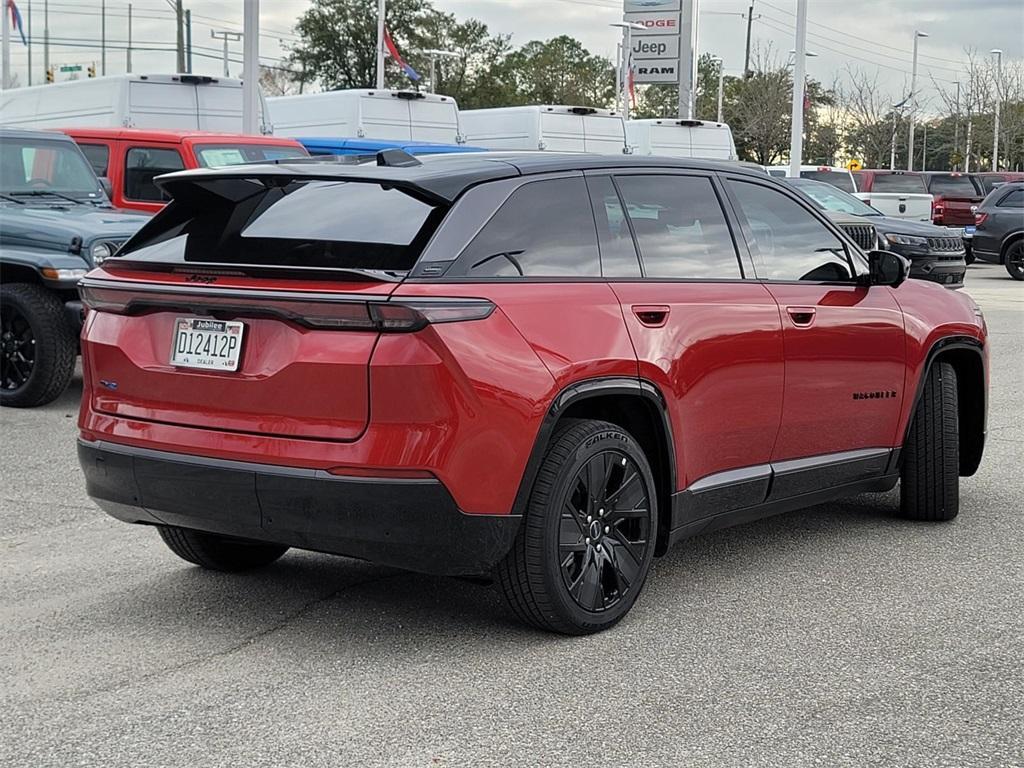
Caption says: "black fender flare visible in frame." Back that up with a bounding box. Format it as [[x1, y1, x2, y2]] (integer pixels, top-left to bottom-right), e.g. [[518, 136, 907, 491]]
[[903, 335, 986, 476], [509, 376, 676, 521]]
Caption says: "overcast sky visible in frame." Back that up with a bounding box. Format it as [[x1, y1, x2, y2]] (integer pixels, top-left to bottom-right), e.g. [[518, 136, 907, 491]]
[[5, 0, 1022, 114]]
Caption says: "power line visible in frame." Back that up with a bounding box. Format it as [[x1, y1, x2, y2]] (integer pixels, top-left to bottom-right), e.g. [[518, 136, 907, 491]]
[[754, 16, 959, 84], [758, 0, 970, 67]]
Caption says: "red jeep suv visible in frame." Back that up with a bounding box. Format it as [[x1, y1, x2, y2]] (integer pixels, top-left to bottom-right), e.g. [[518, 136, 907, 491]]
[[77, 153, 988, 634]]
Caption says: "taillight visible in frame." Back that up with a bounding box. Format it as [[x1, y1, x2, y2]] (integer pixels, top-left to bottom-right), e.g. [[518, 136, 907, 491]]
[[975, 212, 988, 226], [932, 196, 945, 225], [79, 279, 494, 332]]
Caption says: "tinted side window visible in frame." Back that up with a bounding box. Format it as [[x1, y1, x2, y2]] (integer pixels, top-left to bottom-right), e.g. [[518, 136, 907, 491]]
[[997, 188, 1024, 207], [457, 177, 600, 277], [615, 175, 741, 279], [586, 175, 641, 277], [727, 180, 853, 282], [78, 143, 109, 177], [124, 147, 185, 202]]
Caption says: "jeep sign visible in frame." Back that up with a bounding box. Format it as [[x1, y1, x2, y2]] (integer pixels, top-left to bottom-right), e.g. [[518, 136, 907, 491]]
[[624, 1, 682, 84]]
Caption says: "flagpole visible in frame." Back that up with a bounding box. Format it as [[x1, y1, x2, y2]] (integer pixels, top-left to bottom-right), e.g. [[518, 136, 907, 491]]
[[3, 0, 12, 90], [375, 0, 385, 89], [27, 0, 31, 85]]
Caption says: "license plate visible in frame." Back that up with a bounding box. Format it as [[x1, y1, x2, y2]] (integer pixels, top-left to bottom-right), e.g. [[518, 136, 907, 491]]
[[171, 318, 245, 371], [964, 225, 976, 236]]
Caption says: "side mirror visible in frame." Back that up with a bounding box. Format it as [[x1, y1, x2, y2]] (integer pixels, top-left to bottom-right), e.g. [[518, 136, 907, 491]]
[[866, 250, 909, 288], [98, 176, 113, 200]]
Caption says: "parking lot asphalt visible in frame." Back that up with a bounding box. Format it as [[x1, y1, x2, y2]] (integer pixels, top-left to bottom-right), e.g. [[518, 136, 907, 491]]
[[1, 262, 1022, 768]]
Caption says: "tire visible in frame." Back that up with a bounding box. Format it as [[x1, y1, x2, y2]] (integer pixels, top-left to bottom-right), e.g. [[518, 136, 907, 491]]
[[964, 248, 975, 266], [1, 282, 76, 408], [157, 526, 289, 571], [900, 362, 959, 521], [1004, 240, 1024, 281], [497, 419, 658, 635]]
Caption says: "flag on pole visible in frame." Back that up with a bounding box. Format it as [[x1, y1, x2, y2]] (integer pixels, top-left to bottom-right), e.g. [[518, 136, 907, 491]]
[[383, 27, 420, 81], [6, 0, 26, 46]]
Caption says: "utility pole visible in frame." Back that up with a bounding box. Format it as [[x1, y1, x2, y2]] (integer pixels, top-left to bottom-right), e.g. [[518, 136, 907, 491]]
[[185, 9, 192, 73], [167, 0, 185, 73], [101, 0, 106, 75], [2, 0, 9, 90], [211, 29, 241, 78], [743, 0, 754, 78], [376, 0, 386, 89], [27, 0, 32, 85], [43, 0, 49, 84], [127, 3, 132, 72], [965, 119, 973, 172], [788, 0, 808, 179], [907, 30, 928, 171], [241, 0, 259, 134], [953, 80, 960, 170], [712, 56, 724, 122], [991, 48, 1003, 171]]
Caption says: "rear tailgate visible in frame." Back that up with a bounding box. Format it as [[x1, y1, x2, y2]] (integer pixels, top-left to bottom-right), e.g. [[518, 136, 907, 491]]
[[80, 167, 451, 442], [928, 174, 982, 226], [81, 271, 393, 441], [854, 192, 933, 221]]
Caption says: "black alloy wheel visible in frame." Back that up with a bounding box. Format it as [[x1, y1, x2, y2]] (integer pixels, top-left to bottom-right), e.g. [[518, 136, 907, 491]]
[[558, 450, 652, 613], [1, 301, 36, 394], [0, 283, 77, 408], [497, 419, 659, 634], [1006, 241, 1024, 281]]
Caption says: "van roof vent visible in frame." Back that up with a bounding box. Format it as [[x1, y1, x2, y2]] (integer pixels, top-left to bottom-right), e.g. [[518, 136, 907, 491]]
[[569, 107, 598, 115], [395, 91, 426, 100]]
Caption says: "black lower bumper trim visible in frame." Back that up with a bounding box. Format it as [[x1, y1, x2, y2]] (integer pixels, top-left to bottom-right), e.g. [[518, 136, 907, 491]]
[[78, 440, 520, 577]]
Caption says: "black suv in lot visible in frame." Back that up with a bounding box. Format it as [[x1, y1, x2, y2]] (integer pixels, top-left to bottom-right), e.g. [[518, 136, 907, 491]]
[[972, 182, 1024, 280], [785, 178, 967, 287]]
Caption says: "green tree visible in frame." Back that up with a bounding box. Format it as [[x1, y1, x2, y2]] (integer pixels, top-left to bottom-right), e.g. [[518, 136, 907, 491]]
[[495, 35, 615, 107], [289, 0, 435, 90]]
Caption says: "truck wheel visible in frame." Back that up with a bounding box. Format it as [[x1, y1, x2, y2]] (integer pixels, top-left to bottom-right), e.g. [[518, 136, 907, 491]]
[[0, 283, 76, 408], [1005, 241, 1024, 280], [900, 362, 959, 521], [157, 526, 289, 571], [497, 419, 658, 635]]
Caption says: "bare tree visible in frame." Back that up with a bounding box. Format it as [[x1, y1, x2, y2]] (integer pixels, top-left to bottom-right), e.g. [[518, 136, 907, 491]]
[[836, 66, 904, 169], [259, 65, 305, 97]]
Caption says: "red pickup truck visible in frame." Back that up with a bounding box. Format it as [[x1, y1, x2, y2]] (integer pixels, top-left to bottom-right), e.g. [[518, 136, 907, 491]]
[[58, 128, 308, 213], [922, 172, 983, 228]]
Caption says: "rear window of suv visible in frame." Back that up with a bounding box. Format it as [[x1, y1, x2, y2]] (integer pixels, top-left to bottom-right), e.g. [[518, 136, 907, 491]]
[[118, 179, 444, 273], [869, 173, 928, 193], [798, 170, 855, 193], [927, 174, 979, 196]]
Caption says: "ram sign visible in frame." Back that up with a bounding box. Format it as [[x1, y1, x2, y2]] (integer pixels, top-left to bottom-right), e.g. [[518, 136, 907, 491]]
[[624, 0, 682, 84]]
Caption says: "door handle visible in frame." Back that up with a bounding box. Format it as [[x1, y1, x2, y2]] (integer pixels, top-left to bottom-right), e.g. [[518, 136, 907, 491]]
[[786, 306, 816, 327], [632, 305, 670, 327]]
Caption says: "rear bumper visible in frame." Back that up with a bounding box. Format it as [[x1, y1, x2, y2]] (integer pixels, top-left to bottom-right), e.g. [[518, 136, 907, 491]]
[[78, 439, 520, 577]]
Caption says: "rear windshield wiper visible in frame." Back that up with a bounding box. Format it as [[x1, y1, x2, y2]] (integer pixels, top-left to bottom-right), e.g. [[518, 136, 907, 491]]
[[11, 189, 88, 205]]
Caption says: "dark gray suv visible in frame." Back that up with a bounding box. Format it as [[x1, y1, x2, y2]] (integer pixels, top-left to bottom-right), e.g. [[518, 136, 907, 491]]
[[972, 182, 1024, 280]]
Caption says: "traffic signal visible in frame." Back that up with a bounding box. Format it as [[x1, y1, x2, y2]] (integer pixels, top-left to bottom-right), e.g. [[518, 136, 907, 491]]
[[46, 67, 54, 83], [87, 64, 96, 78]]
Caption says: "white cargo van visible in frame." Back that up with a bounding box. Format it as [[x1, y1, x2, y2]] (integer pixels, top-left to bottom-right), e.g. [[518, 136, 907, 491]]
[[0, 74, 272, 134], [268, 89, 461, 144], [460, 105, 628, 154], [625, 119, 737, 160]]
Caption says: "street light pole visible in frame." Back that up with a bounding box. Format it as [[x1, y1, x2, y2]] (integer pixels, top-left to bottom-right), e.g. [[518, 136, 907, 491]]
[[712, 56, 724, 122], [953, 80, 961, 170], [241, 0, 259, 134], [907, 30, 928, 171], [211, 29, 242, 78], [991, 48, 1003, 171], [376, 0, 386, 89], [788, 0, 810, 182], [423, 49, 459, 94]]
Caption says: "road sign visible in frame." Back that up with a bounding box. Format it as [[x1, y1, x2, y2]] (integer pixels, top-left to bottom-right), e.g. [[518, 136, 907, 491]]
[[846, 159, 863, 172], [59, 65, 82, 72]]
